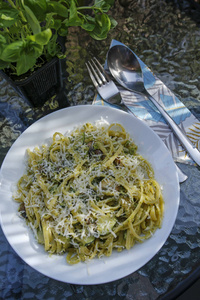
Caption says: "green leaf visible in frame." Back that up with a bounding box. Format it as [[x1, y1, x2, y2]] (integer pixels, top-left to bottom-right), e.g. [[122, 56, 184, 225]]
[[0, 7, 19, 27], [58, 27, 68, 37], [28, 29, 52, 45], [1, 39, 43, 75], [50, 19, 62, 31], [94, 0, 110, 12], [64, 0, 83, 27], [46, 33, 59, 57], [1, 41, 24, 62], [16, 53, 37, 76], [0, 35, 6, 43], [80, 15, 96, 32], [21, 0, 41, 34], [89, 13, 111, 40], [29, 42, 43, 57], [0, 34, 7, 54], [16, 42, 43, 75], [23, 0, 47, 21], [8, 24, 20, 36], [81, 22, 95, 32], [109, 16, 118, 29], [0, 59, 9, 69], [0, 35, 6, 59], [24, 0, 47, 10], [47, 1, 68, 18]]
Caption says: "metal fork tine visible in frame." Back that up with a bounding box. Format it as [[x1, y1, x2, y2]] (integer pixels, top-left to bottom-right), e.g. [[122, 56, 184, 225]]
[[86, 58, 109, 88], [92, 58, 107, 84], [86, 62, 99, 88], [87, 60, 103, 86], [93, 57, 110, 82]]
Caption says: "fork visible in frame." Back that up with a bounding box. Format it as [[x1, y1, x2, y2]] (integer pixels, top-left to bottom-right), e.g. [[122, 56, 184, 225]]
[[86, 58, 134, 115]]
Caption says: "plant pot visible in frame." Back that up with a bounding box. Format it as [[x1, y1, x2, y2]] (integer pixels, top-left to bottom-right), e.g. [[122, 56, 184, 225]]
[[0, 57, 64, 107]]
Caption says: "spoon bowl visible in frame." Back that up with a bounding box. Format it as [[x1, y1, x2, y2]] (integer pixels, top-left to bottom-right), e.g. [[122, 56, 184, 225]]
[[107, 45, 145, 93]]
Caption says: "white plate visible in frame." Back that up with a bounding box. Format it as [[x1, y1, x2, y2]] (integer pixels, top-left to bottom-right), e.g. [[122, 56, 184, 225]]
[[0, 105, 180, 285]]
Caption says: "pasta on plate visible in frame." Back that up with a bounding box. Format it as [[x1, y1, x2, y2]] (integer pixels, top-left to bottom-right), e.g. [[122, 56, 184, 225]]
[[14, 122, 164, 264]]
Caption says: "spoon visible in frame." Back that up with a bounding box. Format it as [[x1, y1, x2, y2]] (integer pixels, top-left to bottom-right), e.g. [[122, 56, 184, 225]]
[[107, 44, 200, 169]]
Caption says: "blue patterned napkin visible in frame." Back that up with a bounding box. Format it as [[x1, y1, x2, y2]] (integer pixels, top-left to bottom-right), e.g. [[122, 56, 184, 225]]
[[93, 40, 200, 165]]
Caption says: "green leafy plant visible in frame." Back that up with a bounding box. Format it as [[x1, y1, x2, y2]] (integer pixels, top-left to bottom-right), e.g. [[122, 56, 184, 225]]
[[0, 0, 117, 76]]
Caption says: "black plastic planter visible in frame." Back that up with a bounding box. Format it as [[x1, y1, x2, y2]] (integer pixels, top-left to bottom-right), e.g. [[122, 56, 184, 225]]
[[0, 57, 64, 107]]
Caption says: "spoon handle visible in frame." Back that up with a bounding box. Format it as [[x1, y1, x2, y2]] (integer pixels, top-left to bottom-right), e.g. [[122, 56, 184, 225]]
[[145, 91, 200, 166]]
